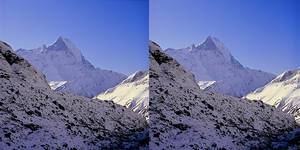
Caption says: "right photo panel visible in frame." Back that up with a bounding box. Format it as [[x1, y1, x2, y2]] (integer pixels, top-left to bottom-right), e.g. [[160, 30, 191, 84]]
[[149, 0, 300, 149]]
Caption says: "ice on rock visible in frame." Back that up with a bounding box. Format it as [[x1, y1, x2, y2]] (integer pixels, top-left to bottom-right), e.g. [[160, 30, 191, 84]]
[[198, 80, 216, 90], [49, 81, 68, 90]]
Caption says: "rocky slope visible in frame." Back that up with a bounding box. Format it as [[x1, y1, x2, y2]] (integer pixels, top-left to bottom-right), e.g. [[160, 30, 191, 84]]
[[149, 41, 297, 150], [246, 68, 300, 123], [96, 71, 149, 119], [0, 41, 148, 149], [165, 36, 275, 97], [16, 37, 126, 98]]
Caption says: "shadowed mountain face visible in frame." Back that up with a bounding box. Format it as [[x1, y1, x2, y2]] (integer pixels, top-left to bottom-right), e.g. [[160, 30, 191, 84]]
[[149, 41, 296, 150], [165, 36, 275, 97], [0, 41, 148, 149], [16, 37, 126, 98]]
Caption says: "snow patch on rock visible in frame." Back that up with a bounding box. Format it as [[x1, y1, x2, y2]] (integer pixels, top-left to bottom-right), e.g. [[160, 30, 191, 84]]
[[49, 81, 67, 90]]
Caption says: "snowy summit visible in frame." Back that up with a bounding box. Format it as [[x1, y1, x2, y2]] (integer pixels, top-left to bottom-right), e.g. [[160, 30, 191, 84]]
[[16, 37, 126, 98], [165, 36, 275, 97]]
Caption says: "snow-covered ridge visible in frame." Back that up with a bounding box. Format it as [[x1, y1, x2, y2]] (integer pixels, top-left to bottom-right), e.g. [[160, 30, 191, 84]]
[[149, 41, 296, 149], [121, 70, 147, 84], [96, 71, 149, 119], [16, 37, 126, 98], [165, 36, 275, 97], [246, 68, 300, 122], [0, 41, 148, 149]]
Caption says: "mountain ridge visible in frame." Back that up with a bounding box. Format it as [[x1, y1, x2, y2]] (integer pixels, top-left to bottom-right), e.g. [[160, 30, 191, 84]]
[[246, 67, 300, 123], [96, 70, 149, 119]]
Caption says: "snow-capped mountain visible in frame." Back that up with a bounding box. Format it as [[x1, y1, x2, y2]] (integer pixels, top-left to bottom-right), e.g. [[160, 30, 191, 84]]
[[96, 71, 149, 119], [149, 41, 296, 149], [165, 36, 275, 97], [246, 68, 300, 122], [16, 37, 126, 98], [0, 41, 148, 149]]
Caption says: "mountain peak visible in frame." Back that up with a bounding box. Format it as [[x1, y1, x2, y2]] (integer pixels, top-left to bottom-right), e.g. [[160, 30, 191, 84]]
[[47, 37, 83, 61], [51, 36, 75, 50], [194, 36, 233, 59], [198, 36, 223, 50], [46, 36, 77, 52], [206, 35, 214, 41], [57, 36, 64, 41]]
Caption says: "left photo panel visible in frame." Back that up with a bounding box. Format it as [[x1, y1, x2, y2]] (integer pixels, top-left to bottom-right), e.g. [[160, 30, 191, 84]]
[[0, 0, 149, 149]]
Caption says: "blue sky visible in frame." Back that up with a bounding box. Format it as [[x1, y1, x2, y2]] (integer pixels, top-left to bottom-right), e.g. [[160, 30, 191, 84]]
[[150, 0, 300, 74], [0, 0, 148, 75]]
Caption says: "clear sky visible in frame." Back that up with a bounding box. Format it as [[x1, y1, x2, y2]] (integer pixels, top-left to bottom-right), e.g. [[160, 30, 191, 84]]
[[0, 0, 148, 75], [150, 0, 300, 75]]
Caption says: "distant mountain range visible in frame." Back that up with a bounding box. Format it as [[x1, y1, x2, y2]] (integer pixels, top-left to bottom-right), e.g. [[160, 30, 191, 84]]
[[165, 36, 275, 97], [16, 37, 126, 98]]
